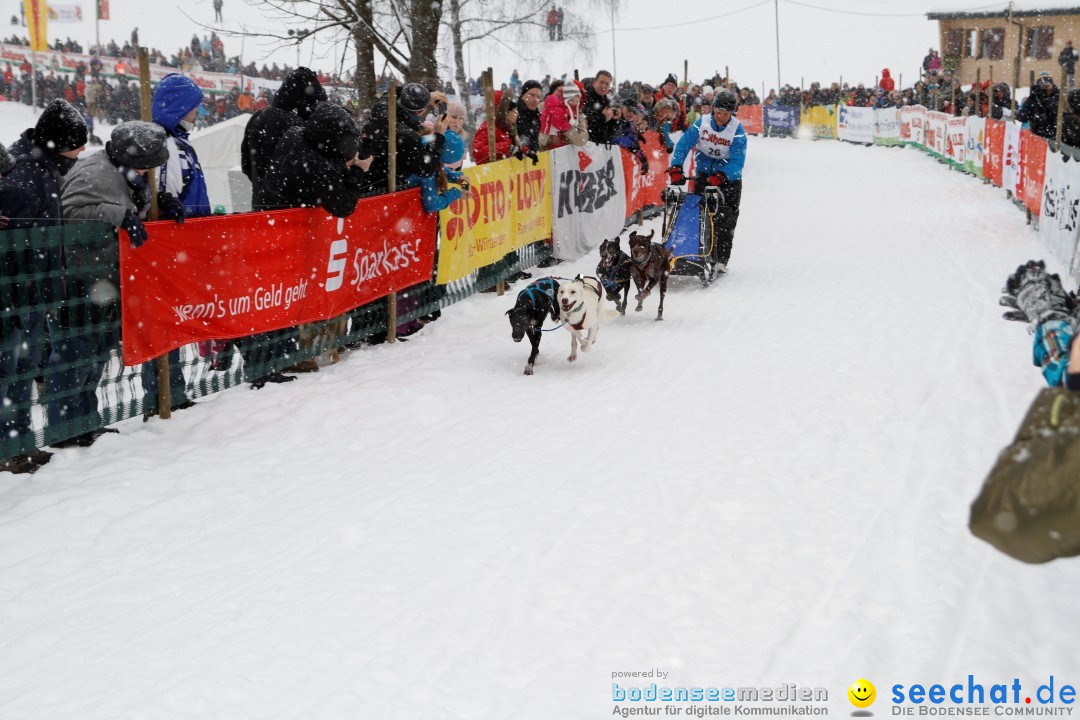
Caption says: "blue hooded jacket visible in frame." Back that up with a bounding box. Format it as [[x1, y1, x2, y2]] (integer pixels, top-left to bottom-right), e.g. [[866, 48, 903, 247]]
[[152, 73, 211, 217], [404, 131, 465, 212]]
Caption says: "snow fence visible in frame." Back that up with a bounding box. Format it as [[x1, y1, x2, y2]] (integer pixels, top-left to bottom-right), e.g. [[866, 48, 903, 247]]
[[0, 134, 670, 459]]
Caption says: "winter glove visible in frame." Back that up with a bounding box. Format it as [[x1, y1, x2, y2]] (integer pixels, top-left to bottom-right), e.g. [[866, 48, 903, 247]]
[[1000, 260, 1073, 326], [157, 191, 185, 224], [667, 166, 686, 186], [458, 177, 471, 192], [525, 148, 539, 165], [706, 172, 728, 186], [512, 146, 525, 161], [121, 209, 149, 247]]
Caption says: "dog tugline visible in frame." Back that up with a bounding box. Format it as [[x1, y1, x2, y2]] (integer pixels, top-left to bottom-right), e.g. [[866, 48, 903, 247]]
[[663, 89, 747, 283]]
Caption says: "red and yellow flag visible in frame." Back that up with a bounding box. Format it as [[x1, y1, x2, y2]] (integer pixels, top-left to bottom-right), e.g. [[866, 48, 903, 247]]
[[23, 0, 48, 52]]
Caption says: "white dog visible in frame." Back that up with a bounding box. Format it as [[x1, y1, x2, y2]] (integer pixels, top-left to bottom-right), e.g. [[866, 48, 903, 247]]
[[557, 275, 619, 362]]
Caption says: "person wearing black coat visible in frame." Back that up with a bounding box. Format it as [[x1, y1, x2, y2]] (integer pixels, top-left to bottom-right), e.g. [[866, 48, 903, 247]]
[[516, 79, 543, 152], [0, 99, 87, 474], [584, 70, 618, 145], [361, 82, 445, 192], [1017, 75, 1061, 140], [990, 82, 1012, 120], [262, 102, 372, 216], [241, 67, 326, 209]]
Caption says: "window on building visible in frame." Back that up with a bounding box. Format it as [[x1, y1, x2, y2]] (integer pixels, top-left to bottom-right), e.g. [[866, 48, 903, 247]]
[[945, 28, 964, 59], [1025, 26, 1055, 60], [981, 27, 1005, 60], [964, 29, 979, 58]]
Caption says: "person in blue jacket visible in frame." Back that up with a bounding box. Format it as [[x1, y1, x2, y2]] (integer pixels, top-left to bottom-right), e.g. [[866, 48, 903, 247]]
[[142, 73, 211, 418], [151, 73, 211, 219], [667, 90, 747, 272], [404, 124, 465, 212]]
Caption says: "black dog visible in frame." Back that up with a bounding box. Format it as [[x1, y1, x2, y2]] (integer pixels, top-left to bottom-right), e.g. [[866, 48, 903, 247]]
[[506, 277, 561, 375], [597, 238, 633, 315], [627, 229, 671, 321]]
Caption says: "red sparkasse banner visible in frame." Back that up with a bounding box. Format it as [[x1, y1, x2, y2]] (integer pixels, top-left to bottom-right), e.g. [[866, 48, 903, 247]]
[[120, 189, 437, 365], [985, 118, 1005, 187], [1018, 130, 1048, 217], [622, 131, 670, 219], [736, 105, 763, 135]]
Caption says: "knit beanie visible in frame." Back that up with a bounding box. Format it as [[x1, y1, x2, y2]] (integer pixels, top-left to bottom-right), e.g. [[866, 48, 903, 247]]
[[107, 121, 169, 169], [521, 79, 542, 96], [34, 99, 89, 153]]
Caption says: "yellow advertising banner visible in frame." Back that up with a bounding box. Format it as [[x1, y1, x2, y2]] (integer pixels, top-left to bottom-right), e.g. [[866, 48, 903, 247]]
[[437, 151, 552, 285], [800, 105, 837, 140], [23, 0, 48, 52]]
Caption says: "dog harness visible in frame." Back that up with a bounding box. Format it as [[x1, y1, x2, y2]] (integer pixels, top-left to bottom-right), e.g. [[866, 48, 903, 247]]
[[568, 278, 602, 331], [519, 277, 559, 308]]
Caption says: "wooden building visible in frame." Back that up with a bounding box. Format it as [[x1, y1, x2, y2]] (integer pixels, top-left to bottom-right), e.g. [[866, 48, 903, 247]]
[[928, 3, 1080, 86]]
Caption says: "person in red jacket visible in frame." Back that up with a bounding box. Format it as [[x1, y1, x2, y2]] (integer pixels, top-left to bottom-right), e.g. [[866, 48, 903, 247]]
[[473, 92, 521, 164], [880, 68, 895, 93]]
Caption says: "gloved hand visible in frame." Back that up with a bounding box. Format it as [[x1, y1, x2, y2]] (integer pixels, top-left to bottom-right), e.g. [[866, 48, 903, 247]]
[[124, 170, 151, 213], [459, 178, 471, 192], [512, 146, 523, 161], [706, 172, 727, 186], [157, 191, 185, 224], [524, 148, 539, 165], [1000, 260, 1073, 325], [667, 166, 686, 185], [121, 209, 149, 247]]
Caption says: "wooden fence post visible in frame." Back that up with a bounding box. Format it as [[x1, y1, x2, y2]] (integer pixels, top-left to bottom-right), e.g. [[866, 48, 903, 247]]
[[387, 82, 398, 343], [138, 48, 170, 420]]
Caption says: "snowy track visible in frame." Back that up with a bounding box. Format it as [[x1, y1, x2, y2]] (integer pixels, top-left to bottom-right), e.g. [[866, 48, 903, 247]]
[[2, 137, 1078, 719]]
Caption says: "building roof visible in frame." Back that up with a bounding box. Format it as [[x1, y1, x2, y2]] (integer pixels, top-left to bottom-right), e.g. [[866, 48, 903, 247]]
[[928, 1, 1080, 19]]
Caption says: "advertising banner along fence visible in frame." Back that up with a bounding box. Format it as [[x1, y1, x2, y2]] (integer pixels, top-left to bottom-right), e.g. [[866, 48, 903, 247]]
[[985, 118, 1005, 187], [1039, 149, 1080, 275], [550, 142, 627, 260], [736, 105, 763, 135], [764, 106, 799, 134], [837, 105, 875, 144], [436, 152, 552, 284], [621, 131, 671, 219], [1019, 131, 1049, 217], [120, 189, 437, 365], [801, 105, 837, 140], [965, 115, 986, 177], [873, 108, 901, 147], [900, 105, 927, 147], [946, 115, 968, 167]]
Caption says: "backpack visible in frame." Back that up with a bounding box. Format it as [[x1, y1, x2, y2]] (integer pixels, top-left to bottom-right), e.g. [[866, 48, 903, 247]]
[[970, 388, 1080, 563]]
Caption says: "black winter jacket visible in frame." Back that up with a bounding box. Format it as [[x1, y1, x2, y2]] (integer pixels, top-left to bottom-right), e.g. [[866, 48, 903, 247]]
[[0, 129, 68, 321], [242, 68, 326, 210], [1017, 85, 1061, 140], [516, 99, 541, 152], [584, 86, 617, 145], [261, 104, 372, 218], [361, 98, 444, 192]]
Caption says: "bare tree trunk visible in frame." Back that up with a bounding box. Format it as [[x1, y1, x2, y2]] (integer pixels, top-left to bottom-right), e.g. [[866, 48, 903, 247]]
[[407, 0, 443, 87], [448, 0, 472, 131], [352, 0, 377, 110]]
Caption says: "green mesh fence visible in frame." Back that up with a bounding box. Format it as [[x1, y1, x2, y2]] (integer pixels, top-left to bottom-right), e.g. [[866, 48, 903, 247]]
[[0, 218, 550, 461]]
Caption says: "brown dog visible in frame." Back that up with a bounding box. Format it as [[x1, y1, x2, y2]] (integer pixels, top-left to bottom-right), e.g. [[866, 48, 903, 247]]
[[627, 229, 671, 321]]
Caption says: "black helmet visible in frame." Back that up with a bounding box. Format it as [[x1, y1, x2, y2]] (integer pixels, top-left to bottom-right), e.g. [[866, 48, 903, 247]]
[[399, 82, 431, 113], [712, 90, 738, 113]]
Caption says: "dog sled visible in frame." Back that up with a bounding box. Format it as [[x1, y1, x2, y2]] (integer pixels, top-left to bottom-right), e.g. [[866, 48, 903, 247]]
[[660, 185, 724, 287]]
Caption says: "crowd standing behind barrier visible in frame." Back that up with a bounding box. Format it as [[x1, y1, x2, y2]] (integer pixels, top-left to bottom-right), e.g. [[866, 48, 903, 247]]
[[3, 45, 1077, 472]]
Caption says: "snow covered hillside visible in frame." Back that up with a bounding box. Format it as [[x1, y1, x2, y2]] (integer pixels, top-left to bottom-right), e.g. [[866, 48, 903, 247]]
[[1, 136, 1074, 720]]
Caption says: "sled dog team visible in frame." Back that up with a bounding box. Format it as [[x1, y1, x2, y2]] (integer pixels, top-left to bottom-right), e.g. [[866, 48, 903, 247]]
[[505, 230, 671, 375]]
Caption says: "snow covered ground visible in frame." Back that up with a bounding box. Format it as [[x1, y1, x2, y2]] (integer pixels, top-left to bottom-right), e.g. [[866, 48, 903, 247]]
[[1, 135, 1076, 719]]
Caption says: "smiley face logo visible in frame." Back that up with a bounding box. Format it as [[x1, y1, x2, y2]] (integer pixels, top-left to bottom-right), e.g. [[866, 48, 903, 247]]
[[848, 679, 876, 709]]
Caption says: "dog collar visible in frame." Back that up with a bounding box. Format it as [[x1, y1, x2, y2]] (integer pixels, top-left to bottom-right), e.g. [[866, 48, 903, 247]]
[[569, 300, 584, 314]]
